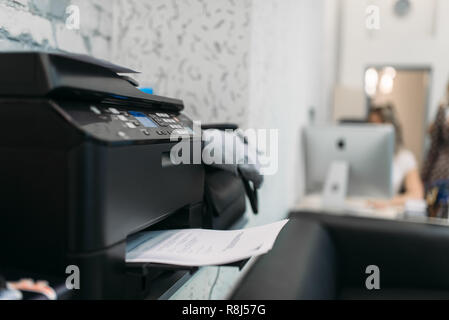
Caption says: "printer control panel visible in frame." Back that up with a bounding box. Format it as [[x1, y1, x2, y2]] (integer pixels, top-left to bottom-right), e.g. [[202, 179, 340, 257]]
[[59, 102, 195, 143]]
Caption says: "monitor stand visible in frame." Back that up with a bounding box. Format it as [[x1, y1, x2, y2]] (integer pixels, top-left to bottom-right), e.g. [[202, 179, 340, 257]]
[[322, 161, 349, 209]]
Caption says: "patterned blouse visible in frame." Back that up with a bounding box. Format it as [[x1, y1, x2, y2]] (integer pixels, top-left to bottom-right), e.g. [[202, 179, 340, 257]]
[[422, 105, 449, 187]]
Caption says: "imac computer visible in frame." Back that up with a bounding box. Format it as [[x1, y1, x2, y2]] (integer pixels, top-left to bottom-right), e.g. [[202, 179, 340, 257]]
[[303, 125, 395, 207]]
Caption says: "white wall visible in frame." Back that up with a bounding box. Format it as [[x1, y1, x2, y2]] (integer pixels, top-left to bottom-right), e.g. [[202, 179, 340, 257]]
[[247, 0, 330, 223], [322, 0, 342, 123], [339, 0, 449, 122]]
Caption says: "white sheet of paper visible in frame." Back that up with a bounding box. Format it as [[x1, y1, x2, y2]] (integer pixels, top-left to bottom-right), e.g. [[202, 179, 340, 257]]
[[126, 219, 289, 267]]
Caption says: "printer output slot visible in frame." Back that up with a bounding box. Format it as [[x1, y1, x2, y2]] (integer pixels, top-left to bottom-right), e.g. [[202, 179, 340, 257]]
[[125, 263, 196, 300], [125, 258, 249, 299], [126, 259, 249, 272], [124, 206, 250, 299], [124, 206, 194, 299]]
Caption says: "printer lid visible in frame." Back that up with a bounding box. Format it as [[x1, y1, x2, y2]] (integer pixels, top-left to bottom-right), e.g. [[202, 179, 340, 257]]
[[49, 52, 140, 74], [0, 51, 183, 112]]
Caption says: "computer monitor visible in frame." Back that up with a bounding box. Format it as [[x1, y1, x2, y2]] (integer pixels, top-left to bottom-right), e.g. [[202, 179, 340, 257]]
[[304, 124, 395, 200]]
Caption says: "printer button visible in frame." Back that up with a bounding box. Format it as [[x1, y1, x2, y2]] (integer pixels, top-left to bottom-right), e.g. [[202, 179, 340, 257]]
[[132, 121, 140, 127], [141, 129, 150, 136], [155, 119, 167, 126], [109, 108, 120, 115], [90, 106, 101, 115]]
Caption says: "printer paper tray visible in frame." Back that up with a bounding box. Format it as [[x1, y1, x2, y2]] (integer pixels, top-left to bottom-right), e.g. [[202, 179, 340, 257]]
[[126, 258, 250, 273]]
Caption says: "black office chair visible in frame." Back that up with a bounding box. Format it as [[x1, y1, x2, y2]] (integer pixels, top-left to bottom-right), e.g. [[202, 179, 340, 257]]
[[232, 212, 449, 300]]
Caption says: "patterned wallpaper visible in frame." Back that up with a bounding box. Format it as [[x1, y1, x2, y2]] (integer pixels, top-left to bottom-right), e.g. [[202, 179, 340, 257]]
[[1, 0, 252, 125], [112, 0, 252, 125]]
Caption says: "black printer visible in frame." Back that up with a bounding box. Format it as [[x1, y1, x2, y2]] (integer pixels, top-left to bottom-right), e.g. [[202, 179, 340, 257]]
[[0, 52, 205, 299]]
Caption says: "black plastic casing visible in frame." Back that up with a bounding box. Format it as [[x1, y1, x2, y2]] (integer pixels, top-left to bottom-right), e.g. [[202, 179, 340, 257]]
[[0, 53, 204, 299]]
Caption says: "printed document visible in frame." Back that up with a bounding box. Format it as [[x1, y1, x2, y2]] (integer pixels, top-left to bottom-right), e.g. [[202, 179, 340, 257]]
[[126, 220, 288, 267]]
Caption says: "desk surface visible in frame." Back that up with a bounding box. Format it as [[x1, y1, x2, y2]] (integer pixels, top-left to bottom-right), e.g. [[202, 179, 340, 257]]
[[295, 194, 449, 229], [295, 194, 405, 220]]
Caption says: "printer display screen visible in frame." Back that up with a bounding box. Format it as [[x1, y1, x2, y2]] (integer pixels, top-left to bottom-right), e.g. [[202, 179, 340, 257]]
[[128, 111, 158, 128]]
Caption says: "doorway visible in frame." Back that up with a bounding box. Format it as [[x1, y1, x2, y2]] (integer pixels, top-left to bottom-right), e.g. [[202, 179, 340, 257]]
[[365, 66, 431, 168]]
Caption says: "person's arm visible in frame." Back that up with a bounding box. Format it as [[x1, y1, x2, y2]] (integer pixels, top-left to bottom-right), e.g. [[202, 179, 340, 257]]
[[369, 168, 424, 209], [389, 168, 424, 206]]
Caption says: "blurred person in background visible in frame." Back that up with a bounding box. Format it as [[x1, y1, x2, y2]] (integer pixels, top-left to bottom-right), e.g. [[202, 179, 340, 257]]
[[422, 82, 449, 188], [368, 104, 424, 207]]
